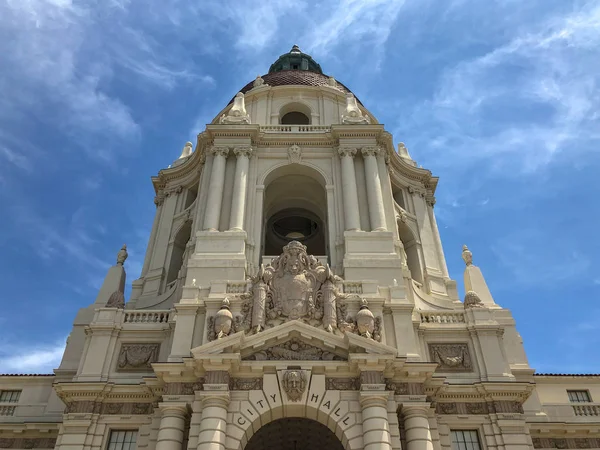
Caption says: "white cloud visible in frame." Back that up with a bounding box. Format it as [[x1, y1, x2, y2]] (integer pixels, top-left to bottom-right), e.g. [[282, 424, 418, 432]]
[[403, 1, 600, 174], [0, 338, 66, 374]]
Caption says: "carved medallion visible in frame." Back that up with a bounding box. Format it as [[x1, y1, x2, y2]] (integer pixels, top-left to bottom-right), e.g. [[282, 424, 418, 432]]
[[282, 370, 307, 402]]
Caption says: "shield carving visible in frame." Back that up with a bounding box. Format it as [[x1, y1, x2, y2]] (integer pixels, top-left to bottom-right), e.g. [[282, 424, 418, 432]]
[[282, 370, 307, 402]]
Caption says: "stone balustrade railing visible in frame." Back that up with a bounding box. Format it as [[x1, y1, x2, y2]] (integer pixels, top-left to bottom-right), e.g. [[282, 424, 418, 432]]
[[420, 311, 466, 324], [573, 404, 600, 416], [260, 125, 330, 133], [0, 405, 16, 416], [123, 311, 170, 324]]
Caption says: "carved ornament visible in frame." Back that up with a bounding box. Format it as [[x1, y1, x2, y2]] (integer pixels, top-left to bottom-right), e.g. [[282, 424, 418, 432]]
[[243, 338, 343, 361], [164, 381, 204, 395], [288, 144, 302, 164], [531, 438, 600, 449], [282, 370, 307, 402], [116, 244, 128, 265], [207, 298, 241, 342], [428, 343, 472, 372], [117, 344, 160, 371], [385, 381, 424, 395], [230, 378, 263, 391], [361, 146, 381, 158], [234, 146, 253, 158], [326, 378, 360, 391], [464, 290, 483, 308], [337, 146, 357, 158]]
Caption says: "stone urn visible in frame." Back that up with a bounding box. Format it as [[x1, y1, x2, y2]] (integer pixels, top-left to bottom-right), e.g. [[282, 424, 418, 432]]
[[355, 298, 374, 339], [214, 298, 233, 339]]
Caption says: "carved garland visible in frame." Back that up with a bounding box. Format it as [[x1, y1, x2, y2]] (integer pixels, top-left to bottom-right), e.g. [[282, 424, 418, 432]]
[[117, 344, 160, 371], [435, 401, 524, 415], [532, 438, 599, 449], [243, 338, 343, 361], [428, 343, 472, 372]]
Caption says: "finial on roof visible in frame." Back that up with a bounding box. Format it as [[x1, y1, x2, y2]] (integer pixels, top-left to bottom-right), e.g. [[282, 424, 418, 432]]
[[290, 44, 301, 53], [462, 245, 472, 266], [116, 244, 128, 266]]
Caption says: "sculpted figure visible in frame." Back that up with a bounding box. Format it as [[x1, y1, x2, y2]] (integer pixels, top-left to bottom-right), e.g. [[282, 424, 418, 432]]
[[245, 241, 348, 333], [116, 244, 128, 265], [341, 92, 370, 124], [220, 92, 251, 124]]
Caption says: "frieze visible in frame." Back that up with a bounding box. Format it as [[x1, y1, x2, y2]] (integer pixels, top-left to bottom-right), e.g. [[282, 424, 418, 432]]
[[385, 381, 424, 396], [532, 438, 600, 449], [165, 381, 204, 395], [243, 338, 343, 361], [64, 401, 155, 415], [117, 344, 160, 371], [0, 438, 57, 449], [326, 378, 360, 391], [428, 343, 472, 372], [229, 378, 263, 391], [435, 401, 523, 415]]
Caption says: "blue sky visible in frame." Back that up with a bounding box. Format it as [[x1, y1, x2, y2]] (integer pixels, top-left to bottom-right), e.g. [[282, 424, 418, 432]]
[[1, 0, 599, 374]]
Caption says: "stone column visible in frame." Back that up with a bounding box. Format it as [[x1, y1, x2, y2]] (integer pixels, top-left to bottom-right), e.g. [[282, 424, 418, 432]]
[[362, 146, 387, 231], [402, 404, 434, 450], [156, 402, 188, 450], [360, 392, 393, 450], [229, 146, 253, 231], [338, 147, 361, 231], [203, 146, 229, 231], [197, 371, 230, 450]]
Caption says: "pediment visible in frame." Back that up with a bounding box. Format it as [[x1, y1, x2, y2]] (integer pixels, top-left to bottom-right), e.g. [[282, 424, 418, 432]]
[[190, 320, 398, 363]]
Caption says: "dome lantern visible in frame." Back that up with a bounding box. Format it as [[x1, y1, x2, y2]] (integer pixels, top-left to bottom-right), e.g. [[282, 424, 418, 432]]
[[268, 45, 323, 74]]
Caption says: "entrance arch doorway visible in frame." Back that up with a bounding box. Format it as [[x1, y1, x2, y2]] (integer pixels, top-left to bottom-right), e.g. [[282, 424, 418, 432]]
[[244, 417, 345, 450]]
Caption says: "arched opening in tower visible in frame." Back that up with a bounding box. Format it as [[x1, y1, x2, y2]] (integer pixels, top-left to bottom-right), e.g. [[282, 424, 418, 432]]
[[165, 220, 192, 288], [281, 111, 310, 125], [244, 417, 345, 450], [397, 220, 424, 285], [262, 165, 328, 260]]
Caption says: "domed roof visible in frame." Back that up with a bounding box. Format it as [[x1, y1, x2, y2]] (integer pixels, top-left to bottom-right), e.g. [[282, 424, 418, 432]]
[[229, 45, 362, 105]]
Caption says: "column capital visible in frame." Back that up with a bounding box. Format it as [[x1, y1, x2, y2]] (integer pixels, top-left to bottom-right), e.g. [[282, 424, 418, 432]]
[[158, 402, 188, 417], [359, 391, 390, 407], [362, 146, 382, 157], [210, 145, 230, 158], [233, 145, 253, 158], [197, 391, 230, 408], [401, 402, 431, 418], [338, 146, 358, 158]]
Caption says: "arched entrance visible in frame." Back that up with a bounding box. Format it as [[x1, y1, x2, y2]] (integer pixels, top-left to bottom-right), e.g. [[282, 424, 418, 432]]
[[244, 417, 344, 450]]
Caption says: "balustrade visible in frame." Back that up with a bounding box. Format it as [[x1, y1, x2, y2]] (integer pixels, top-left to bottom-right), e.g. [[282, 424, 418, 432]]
[[420, 311, 465, 324], [123, 311, 170, 324], [260, 125, 330, 133], [573, 404, 600, 416]]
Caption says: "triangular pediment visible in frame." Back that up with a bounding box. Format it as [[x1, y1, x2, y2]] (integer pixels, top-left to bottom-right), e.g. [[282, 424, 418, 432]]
[[190, 320, 398, 363]]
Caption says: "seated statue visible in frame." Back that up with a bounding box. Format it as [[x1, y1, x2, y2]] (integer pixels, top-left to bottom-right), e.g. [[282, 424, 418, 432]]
[[220, 92, 251, 124], [341, 92, 370, 124]]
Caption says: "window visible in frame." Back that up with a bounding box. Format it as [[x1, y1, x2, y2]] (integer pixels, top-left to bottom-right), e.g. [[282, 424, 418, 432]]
[[107, 430, 137, 450], [0, 390, 21, 403], [568, 390, 592, 402], [451, 430, 482, 450]]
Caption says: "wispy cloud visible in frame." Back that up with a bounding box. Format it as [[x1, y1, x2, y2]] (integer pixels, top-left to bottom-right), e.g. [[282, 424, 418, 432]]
[[0, 338, 66, 374], [402, 1, 600, 174]]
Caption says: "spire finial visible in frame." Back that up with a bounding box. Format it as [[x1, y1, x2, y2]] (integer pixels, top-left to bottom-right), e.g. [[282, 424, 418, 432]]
[[117, 244, 128, 266], [462, 245, 472, 266], [290, 44, 301, 53]]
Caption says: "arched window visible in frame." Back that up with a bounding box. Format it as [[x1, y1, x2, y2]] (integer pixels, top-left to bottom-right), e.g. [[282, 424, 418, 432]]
[[280, 111, 310, 125], [279, 102, 312, 125]]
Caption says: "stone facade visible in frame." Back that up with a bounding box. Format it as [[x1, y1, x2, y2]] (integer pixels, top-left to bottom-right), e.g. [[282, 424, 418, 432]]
[[1, 46, 599, 450]]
